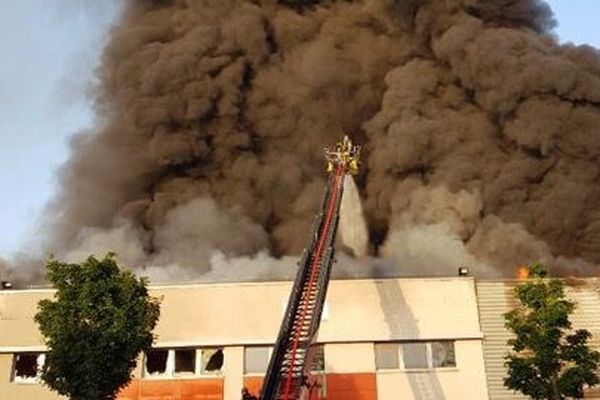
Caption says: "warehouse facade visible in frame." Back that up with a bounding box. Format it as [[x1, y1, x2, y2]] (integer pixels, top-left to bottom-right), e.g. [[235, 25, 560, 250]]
[[475, 278, 600, 400], [1, 277, 598, 399]]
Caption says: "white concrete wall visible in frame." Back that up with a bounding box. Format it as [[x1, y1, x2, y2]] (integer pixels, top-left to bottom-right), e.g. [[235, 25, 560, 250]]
[[223, 346, 244, 399], [325, 343, 375, 373], [0, 277, 488, 400], [0, 278, 482, 350], [0, 290, 49, 348], [147, 278, 483, 347]]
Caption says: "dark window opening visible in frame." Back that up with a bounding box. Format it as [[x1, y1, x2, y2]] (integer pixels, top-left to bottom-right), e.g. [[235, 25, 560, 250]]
[[203, 348, 224, 373], [175, 349, 195, 373], [310, 345, 325, 372], [13, 353, 40, 380], [146, 350, 168, 374]]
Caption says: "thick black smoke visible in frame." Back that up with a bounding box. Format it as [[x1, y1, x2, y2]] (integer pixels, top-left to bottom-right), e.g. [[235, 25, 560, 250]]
[[18, 0, 600, 281]]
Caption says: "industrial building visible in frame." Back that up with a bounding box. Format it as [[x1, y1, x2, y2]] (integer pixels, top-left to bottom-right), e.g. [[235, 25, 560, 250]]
[[0, 276, 599, 399]]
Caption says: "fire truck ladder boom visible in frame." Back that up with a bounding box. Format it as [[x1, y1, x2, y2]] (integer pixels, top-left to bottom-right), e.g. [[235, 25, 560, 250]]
[[260, 136, 360, 400]]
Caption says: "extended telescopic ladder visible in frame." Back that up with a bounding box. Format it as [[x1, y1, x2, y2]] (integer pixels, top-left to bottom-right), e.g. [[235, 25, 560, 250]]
[[260, 136, 360, 400]]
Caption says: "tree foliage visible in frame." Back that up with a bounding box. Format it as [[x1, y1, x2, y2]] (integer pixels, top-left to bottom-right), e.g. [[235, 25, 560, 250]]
[[35, 254, 160, 400], [504, 263, 600, 399]]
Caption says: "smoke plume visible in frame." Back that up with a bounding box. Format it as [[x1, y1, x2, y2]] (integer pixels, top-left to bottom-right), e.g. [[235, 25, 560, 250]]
[[10, 0, 600, 282]]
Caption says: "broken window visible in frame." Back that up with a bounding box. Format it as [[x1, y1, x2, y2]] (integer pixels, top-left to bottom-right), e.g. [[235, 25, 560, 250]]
[[174, 349, 196, 374], [375, 343, 400, 370], [431, 341, 456, 368], [146, 349, 169, 375], [202, 348, 224, 374], [244, 346, 271, 374], [12, 353, 44, 382], [310, 345, 325, 372], [144, 346, 228, 378], [402, 342, 429, 369]]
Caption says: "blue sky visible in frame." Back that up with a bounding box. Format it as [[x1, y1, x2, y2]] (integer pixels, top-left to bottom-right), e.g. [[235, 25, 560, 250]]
[[547, 0, 600, 47], [0, 1, 598, 259], [0, 1, 120, 257]]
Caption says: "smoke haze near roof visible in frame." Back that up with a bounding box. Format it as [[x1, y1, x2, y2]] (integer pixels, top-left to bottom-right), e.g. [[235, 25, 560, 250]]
[[12, 0, 600, 282]]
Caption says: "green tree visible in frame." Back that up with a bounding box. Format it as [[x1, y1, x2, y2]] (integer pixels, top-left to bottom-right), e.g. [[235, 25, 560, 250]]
[[504, 263, 600, 399], [35, 254, 160, 400]]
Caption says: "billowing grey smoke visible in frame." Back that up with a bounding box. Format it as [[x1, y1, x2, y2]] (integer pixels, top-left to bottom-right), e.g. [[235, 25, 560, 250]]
[[14, 0, 600, 282]]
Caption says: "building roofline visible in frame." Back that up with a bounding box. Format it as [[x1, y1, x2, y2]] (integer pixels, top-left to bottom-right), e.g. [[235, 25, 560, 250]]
[[1, 276, 477, 294], [4, 276, 597, 294]]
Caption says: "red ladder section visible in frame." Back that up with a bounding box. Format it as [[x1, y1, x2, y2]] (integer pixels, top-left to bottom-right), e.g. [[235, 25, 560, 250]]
[[280, 165, 344, 399], [260, 164, 346, 400]]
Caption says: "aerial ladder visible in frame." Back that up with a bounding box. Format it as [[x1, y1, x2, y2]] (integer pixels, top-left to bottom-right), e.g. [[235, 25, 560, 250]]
[[260, 136, 361, 400]]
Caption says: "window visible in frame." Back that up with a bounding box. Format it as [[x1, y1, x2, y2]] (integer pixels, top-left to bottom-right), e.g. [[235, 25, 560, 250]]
[[244, 345, 323, 374], [12, 353, 45, 383], [146, 349, 169, 375], [202, 348, 224, 374], [144, 347, 224, 378], [375, 343, 399, 369], [403, 343, 428, 369], [174, 349, 195, 374], [375, 341, 456, 370], [310, 344, 325, 372], [244, 346, 272, 374], [431, 341, 456, 368]]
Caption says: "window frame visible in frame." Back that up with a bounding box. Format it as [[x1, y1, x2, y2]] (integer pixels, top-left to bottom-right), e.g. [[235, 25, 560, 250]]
[[243, 346, 273, 376], [173, 348, 197, 376], [430, 340, 456, 369], [11, 352, 46, 384], [374, 342, 401, 370], [199, 348, 225, 376], [309, 344, 325, 373], [401, 342, 431, 370], [243, 344, 325, 376], [145, 348, 171, 377], [143, 347, 224, 379], [374, 341, 457, 372]]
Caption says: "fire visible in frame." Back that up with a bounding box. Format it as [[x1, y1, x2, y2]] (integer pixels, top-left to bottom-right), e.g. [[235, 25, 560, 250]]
[[517, 265, 529, 280]]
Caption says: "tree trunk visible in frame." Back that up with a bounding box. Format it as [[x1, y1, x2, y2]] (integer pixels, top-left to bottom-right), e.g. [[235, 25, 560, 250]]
[[550, 378, 561, 400]]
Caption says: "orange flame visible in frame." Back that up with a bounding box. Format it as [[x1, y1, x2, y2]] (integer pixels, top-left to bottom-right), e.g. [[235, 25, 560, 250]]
[[517, 265, 529, 280]]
